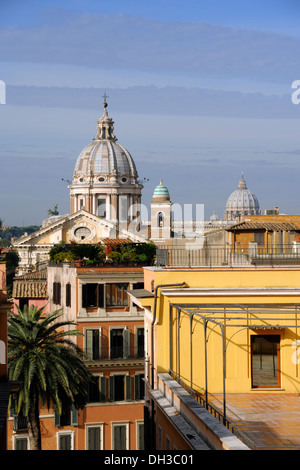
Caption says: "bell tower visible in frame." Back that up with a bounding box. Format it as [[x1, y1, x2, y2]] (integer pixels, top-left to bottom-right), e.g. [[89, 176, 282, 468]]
[[150, 180, 172, 242]]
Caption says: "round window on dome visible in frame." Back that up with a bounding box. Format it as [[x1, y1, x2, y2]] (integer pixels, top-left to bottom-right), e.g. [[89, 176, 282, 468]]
[[121, 177, 127, 183], [79, 178, 84, 182], [74, 226, 91, 240], [98, 177, 105, 182]]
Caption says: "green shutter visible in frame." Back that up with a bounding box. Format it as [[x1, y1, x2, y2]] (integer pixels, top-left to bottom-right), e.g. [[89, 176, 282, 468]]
[[100, 376, 106, 402], [108, 376, 115, 401], [71, 404, 78, 426], [125, 375, 131, 401], [86, 329, 93, 360], [123, 328, 130, 358], [134, 374, 140, 400], [88, 426, 101, 450], [54, 412, 61, 427]]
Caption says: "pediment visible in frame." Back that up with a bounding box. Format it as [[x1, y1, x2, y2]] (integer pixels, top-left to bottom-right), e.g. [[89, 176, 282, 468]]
[[13, 210, 147, 246]]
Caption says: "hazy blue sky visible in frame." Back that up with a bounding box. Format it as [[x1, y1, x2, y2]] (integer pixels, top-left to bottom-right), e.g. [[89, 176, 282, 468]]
[[1, 0, 300, 225]]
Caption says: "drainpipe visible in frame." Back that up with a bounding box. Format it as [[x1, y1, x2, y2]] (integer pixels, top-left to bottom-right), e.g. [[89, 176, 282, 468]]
[[151, 282, 186, 390]]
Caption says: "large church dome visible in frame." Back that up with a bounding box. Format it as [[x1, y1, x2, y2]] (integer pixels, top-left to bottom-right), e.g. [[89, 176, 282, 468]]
[[73, 100, 138, 185], [224, 173, 260, 221], [69, 97, 142, 221]]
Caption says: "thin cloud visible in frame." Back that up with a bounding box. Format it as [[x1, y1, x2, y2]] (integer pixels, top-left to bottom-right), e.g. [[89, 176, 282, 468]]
[[5, 84, 299, 119], [0, 11, 300, 82]]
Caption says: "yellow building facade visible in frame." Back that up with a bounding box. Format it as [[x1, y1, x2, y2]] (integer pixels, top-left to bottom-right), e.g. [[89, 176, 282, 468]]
[[130, 265, 300, 450]]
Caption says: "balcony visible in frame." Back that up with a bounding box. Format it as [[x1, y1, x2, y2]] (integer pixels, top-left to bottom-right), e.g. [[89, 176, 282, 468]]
[[84, 345, 144, 368], [156, 243, 300, 267]]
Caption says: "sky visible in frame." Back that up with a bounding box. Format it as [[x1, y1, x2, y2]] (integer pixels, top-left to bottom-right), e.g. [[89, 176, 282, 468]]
[[0, 0, 300, 226]]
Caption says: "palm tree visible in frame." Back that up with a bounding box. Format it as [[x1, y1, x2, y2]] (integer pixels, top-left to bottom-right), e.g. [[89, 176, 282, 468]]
[[8, 304, 92, 450]]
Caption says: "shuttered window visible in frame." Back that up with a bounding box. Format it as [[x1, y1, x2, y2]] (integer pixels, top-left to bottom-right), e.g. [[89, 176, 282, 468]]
[[108, 375, 131, 402], [53, 282, 61, 305], [82, 284, 104, 308], [106, 283, 129, 306], [113, 424, 127, 450], [66, 283, 71, 307], [110, 328, 130, 359], [87, 426, 102, 450], [86, 328, 101, 360], [58, 433, 72, 450], [15, 437, 28, 450]]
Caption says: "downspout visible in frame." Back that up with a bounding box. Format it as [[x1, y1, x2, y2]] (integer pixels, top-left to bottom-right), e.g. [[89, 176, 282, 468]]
[[151, 282, 186, 390]]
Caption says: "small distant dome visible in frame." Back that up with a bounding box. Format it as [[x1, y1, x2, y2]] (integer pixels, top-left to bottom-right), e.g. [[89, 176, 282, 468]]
[[152, 179, 170, 201], [224, 173, 260, 221], [210, 210, 220, 221]]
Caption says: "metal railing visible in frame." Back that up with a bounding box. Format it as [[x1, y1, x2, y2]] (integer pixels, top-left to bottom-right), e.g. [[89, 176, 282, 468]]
[[156, 244, 300, 267], [169, 371, 257, 450], [85, 346, 144, 361]]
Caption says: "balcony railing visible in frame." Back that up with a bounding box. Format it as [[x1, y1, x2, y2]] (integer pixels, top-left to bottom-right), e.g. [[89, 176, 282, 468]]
[[85, 346, 144, 362], [156, 243, 300, 267], [169, 371, 257, 450]]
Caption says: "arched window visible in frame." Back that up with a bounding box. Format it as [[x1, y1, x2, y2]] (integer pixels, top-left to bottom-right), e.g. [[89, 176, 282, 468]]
[[157, 212, 164, 227]]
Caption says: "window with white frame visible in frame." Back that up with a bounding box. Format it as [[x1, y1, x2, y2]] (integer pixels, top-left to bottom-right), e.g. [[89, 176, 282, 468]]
[[112, 422, 129, 450], [82, 283, 104, 309], [109, 373, 131, 402], [110, 327, 130, 359], [136, 421, 144, 450], [85, 327, 101, 360], [13, 435, 29, 450], [86, 424, 103, 450], [88, 374, 106, 403], [57, 431, 74, 450], [134, 373, 144, 400], [136, 327, 144, 358]]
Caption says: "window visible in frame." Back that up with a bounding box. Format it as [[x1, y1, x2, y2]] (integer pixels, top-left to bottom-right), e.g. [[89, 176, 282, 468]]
[[14, 436, 28, 450], [55, 403, 78, 427], [251, 335, 280, 388], [254, 232, 264, 246], [119, 195, 128, 222], [66, 283, 71, 307], [110, 328, 130, 359], [134, 374, 144, 400], [53, 282, 61, 305], [97, 198, 106, 218], [74, 226, 91, 240], [136, 327, 144, 358], [85, 328, 101, 360], [158, 425, 162, 450], [137, 422, 144, 450], [82, 283, 104, 308], [57, 432, 74, 450], [87, 425, 103, 450], [106, 283, 129, 307], [109, 374, 131, 402], [88, 375, 106, 403], [112, 423, 128, 450], [158, 212, 164, 227]]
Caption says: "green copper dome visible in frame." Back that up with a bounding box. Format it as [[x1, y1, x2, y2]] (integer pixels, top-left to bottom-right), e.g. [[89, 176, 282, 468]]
[[153, 179, 169, 197]]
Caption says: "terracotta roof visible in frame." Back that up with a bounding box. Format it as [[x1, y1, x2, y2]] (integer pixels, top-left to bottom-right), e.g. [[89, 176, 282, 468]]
[[12, 280, 48, 299], [100, 238, 139, 245], [227, 221, 300, 232]]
